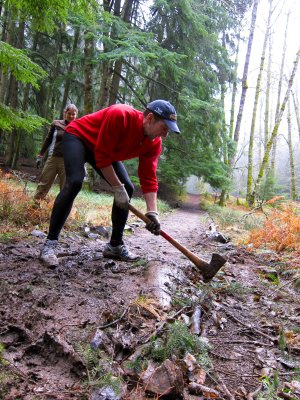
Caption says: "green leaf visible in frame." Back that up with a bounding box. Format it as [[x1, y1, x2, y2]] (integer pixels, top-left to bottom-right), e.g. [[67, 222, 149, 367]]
[[0, 41, 47, 87]]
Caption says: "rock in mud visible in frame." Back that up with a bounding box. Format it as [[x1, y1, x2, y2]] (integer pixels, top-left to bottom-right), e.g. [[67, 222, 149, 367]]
[[30, 230, 47, 238], [91, 386, 121, 400], [142, 359, 184, 398]]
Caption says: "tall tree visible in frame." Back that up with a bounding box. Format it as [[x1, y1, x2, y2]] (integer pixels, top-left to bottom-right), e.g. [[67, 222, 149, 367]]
[[108, 0, 136, 105], [0, 0, 255, 196], [60, 26, 81, 117], [229, 32, 240, 140], [246, 0, 273, 204], [250, 47, 300, 204], [270, 11, 289, 172], [232, 0, 259, 146], [287, 98, 297, 200], [83, 30, 94, 114], [292, 91, 300, 142]]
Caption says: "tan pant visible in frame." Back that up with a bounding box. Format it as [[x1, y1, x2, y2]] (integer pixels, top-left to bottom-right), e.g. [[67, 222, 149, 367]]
[[34, 156, 65, 200]]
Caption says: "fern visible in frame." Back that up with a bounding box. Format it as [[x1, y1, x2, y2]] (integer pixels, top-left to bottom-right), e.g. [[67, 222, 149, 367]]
[[247, 203, 300, 253]]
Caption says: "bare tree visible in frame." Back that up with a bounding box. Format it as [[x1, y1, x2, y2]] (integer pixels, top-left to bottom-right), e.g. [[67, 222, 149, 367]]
[[287, 98, 297, 200], [271, 11, 290, 172], [246, 0, 273, 204], [250, 47, 300, 204], [232, 0, 259, 146], [292, 91, 300, 142]]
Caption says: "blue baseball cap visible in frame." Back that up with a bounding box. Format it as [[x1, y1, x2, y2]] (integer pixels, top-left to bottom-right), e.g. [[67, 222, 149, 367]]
[[146, 100, 180, 133]]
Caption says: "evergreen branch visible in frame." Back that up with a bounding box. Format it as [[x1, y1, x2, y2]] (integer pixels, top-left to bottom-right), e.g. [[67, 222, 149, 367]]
[[124, 60, 180, 96]]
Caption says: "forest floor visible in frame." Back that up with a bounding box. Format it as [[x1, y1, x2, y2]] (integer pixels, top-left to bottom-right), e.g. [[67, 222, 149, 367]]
[[1, 170, 300, 399]]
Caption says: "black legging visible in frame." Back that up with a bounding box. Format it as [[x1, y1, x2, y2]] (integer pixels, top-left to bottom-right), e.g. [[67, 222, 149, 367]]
[[47, 132, 134, 242]]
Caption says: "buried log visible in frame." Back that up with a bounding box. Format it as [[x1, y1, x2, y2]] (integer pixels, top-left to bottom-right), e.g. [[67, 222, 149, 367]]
[[128, 204, 227, 282]]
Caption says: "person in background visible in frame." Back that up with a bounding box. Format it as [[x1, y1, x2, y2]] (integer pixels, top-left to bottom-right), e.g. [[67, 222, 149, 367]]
[[34, 104, 78, 201], [39, 100, 180, 268]]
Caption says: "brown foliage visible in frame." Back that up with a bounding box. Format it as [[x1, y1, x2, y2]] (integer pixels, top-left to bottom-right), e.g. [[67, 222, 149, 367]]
[[247, 203, 300, 252], [0, 172, 53, 232], [0, 171, 112, 235]]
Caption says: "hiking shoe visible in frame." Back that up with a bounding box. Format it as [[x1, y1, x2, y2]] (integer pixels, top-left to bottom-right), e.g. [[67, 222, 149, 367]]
[[103, 243, 140, 261], [39, 239, 59, 269]]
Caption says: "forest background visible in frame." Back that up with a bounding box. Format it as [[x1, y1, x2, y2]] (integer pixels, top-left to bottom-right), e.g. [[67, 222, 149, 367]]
[[0, 0, 299, 206]]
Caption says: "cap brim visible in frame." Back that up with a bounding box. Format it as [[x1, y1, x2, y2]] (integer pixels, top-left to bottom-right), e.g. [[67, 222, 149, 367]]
[[164, 119, 180, 133]]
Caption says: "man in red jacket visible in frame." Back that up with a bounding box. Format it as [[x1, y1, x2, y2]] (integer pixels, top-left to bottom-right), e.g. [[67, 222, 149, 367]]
[[39, 100, 180, 268]]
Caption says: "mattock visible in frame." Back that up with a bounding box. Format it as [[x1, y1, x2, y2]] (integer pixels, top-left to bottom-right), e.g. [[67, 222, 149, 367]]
[[128, 204, 227, 282]]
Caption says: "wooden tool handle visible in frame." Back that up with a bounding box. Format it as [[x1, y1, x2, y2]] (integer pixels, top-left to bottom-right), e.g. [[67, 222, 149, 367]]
[[128, 203, 208, 268], [128, 203, 151, 224]]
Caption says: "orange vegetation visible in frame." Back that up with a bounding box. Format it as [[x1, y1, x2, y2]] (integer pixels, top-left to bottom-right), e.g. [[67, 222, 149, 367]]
[[0, 171, 112, 234], [0, 172, 53, 231], [247, 203, 300, 253]]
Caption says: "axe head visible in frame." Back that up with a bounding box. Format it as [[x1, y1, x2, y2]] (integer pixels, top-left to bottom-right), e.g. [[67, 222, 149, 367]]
[[197, 253, 227, 282]]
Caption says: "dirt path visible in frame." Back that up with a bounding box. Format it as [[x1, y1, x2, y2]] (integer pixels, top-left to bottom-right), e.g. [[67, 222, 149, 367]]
[[1, 195, 300, 399]]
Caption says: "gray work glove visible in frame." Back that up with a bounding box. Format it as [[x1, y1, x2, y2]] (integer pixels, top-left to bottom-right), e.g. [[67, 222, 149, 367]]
[[145, 211, 160, 235], [36, 155, 43, 169], [112, 184, 130, 209]]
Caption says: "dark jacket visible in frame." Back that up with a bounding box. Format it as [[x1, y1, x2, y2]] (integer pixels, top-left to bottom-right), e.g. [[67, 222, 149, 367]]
[[40, 120, 69, 158]]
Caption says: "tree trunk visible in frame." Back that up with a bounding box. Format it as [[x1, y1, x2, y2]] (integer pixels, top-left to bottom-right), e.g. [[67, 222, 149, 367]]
[[246, 0, 273, 205], [84, 31, 94, 114], [229, 33, 240, 141], [287, 98, 296, 200], [6, 19, 25, 168], [292, 91, 300, 141], [14, 32, 40, 163], [60, 27, 80, 118], [219, 33, 229, 207], [108, 0, 134, 105], [83, 30, 96, 188], [251, 47, 300, 204], [264, 33, 272, 149], [258, 100, 264, 165], [96, 0, 113, 109], [232, 0, 259, 146], [271, 11, 289, 172], [0, 7, 9, 102]]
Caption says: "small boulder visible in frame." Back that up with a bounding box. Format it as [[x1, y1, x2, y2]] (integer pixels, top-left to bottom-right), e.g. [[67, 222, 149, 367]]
[[142, 359, 184, 398]]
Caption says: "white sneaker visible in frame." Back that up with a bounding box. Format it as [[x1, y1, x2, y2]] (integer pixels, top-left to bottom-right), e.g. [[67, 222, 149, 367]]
[[39, 239, 59, 268]]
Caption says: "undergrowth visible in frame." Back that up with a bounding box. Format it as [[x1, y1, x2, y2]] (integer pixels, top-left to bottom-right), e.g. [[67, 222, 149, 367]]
[[200, 195, 300, 271], [0, 172, 170, 237], [247, 203, 300, 253], [257, 373, 280, 400], [200, 201, 265, 231], [76, 343, 123, 393], [148, 321, 212, 371], [0, 173, 53, 230], [0, 343, 19, 398]]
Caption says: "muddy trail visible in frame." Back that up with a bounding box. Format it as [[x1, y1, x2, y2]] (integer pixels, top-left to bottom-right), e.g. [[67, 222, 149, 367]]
[[1, 195, 300, 399]]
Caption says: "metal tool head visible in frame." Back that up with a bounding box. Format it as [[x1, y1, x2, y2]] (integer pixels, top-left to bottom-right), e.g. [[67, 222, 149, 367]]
[[197, 253, 227, 282]]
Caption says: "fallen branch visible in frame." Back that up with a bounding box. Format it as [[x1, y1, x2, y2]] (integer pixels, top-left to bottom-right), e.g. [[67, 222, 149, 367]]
[[210, 350, 242, 361], [97, 308, 128, 329], [220, 381, 235, 400], [214, 368, 260, 378], [277, 392, 296, 400], [247, 384, 262, 399], [210, 338, 273, 347], [188, 382, 220, 397], [269, 274, 300, 297], [222, 307, 276, 342]]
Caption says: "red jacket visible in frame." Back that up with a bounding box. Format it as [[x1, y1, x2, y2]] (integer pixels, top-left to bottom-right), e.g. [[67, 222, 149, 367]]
[[65, 104, 162, 193]]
